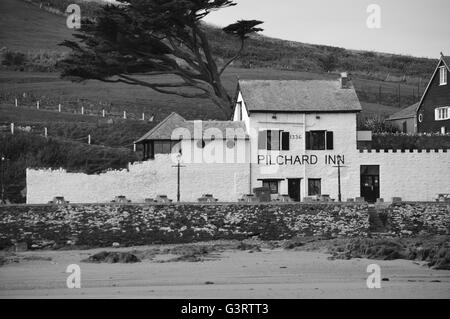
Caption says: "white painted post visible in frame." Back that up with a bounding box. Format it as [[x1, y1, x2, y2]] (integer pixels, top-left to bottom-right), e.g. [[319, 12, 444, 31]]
[[10, 123, 14, 135], [58, 104, 61, 112], [133, 143, 136, 152], [15, 98, 18, 107], [142, 113, 145, 121], [88, 134, 91, 145], [36, 101, 40, 109], [123, 111, 127, 119], [81, 106, 84, 115], [44, 127, 47, 138], [102, 109, 105, 117]]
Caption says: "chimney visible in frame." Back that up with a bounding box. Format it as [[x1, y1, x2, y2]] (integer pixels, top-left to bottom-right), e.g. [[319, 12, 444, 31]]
[[340, 72, 350, 89]]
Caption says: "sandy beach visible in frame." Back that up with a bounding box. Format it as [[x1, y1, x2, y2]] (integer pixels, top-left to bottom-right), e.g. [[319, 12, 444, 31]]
[[1, 241, 449, 299]]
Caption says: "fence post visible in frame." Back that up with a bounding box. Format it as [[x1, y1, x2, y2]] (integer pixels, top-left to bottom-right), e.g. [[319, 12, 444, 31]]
[[102, 109, 105, 117], [133, 143, 136, 152], [142, 113, 145, 121], [44, 127, 47, 138], [88, 134, 91, 145], [10, 123, 14, 135], [81, 106, 84, 115], [123, 111, 127, 119], [36, 101, 40, 109], [58, 104, 61, 112], [378, 85, 381, 104], [15, 98, 18, 107]]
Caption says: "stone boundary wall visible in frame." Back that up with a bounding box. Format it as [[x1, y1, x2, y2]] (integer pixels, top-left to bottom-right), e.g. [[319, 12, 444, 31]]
[[384, 202, 450, 237], [0, 203, 369, 249]]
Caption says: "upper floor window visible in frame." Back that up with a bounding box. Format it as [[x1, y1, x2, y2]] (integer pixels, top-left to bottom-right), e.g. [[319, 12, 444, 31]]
[[306, 131, 334, 150], [236, 102, 242, 121], [439, 66, 447, 86], [258, 130, 290, 151], [435, 107, 449, 121]]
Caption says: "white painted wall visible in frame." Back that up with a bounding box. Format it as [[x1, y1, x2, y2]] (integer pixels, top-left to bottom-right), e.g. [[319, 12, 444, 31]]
[[356, 150, 450, 201], [26, 154, 250, 204], [249, 112, 359, 200]]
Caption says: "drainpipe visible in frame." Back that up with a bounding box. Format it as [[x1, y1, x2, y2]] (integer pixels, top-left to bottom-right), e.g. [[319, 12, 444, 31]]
[[303, 113, 306, 200], [249, 138, 252, 194]]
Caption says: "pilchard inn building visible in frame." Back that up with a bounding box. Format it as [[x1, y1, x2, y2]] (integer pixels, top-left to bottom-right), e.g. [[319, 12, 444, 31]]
[[27, 73, 450, 204]]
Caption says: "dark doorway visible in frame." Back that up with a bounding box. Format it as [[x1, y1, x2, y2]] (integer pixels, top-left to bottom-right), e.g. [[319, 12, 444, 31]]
[[360, 165, 380, 203], [288, 178, 301, 202]]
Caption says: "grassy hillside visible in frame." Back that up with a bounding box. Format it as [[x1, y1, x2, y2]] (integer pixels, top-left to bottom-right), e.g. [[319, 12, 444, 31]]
[[0, 0, 73, 51], [1, 0, 438, 79]]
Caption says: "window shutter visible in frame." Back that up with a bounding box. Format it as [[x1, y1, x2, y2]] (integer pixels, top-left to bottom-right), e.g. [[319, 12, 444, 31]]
[[326, 131, 334, 150], [258, 130, 267, 150], [281, 131, 290, 150], [305, 132, 311, 150]]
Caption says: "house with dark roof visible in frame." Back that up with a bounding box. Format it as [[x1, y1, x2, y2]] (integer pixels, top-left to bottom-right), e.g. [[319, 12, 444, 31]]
[[135, 112, 249, 160], [386, 102, 418, 133], [416, 53, 450, 134], [232, 73, 363, 201]]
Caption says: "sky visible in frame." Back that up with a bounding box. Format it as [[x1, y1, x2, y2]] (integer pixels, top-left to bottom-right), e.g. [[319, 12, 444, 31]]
[[203, 0, 450, 58]]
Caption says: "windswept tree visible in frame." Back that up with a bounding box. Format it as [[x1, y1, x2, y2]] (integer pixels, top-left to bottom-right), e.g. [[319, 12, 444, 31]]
[[59, 0, 263, 118]]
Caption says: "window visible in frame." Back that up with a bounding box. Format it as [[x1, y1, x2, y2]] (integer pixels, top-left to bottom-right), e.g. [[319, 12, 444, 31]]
[[197, 140, 206, 148], [402, 121, 407, 133], [262, 180, 279, 194], [306, 131, 334, 150], [236, 102, 242, 121], [151, 140, 181, 159], [308, 179, 321, 196], [258, 130, 290, 150], [226, 139, 235, 149], [435, 107, 450, 121], [439, 66, 447, 86]]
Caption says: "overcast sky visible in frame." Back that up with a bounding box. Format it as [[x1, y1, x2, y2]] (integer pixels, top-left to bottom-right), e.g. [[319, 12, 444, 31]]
[[203, 0, 450, 58]]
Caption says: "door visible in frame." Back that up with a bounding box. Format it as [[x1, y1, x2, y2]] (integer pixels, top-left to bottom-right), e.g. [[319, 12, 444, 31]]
[[288, 179, 301, 202], [360, 165, 380, 203]]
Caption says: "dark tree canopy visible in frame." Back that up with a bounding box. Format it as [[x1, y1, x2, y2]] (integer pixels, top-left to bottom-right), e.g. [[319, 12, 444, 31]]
[[59, 0, 263, 118]]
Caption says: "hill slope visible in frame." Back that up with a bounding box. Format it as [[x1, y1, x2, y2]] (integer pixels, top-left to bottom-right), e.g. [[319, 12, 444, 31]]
[[0, 0, 438, 80]]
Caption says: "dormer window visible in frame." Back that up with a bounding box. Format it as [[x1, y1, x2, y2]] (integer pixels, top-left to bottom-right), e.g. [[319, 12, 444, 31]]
[[439, 66, 447, 85]]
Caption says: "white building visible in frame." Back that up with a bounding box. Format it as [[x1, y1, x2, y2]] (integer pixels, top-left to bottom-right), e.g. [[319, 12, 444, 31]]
[[26, 75, 450, 204]]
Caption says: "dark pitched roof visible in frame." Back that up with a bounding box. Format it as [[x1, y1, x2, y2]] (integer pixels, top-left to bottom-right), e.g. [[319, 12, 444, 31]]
[[386, 102, 418, 121], [238, 79, 362, 113], [442, 56, 450, 69], [417, 54, 450, 111], [135, 112, 248, 143], [135, 112, 186, 142]]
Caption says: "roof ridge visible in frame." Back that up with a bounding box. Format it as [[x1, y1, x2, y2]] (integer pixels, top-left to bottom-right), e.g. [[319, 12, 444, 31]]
[[135, 112, 185, 143]]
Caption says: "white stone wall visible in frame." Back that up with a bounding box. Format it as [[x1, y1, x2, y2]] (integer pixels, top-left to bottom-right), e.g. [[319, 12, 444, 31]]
[[356, 150, 450, 201], [26, 150, 450, 204], [26, 154, 250, 204]]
